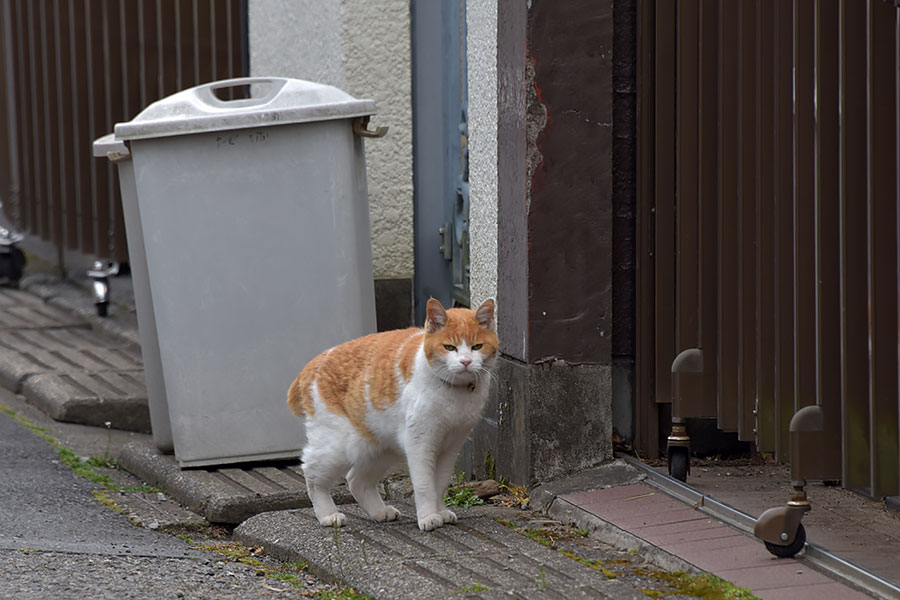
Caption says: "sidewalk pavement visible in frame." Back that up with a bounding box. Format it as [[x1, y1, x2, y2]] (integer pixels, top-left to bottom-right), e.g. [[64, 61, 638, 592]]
[[0, 273, 888, 599]]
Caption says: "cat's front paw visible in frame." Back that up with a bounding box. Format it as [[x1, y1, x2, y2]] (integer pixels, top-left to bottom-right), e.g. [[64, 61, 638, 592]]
[[439, 508, 457, 524], [373, 505, 401, 522], [417, 513, 444, 531], [318, 512, 346, 527]]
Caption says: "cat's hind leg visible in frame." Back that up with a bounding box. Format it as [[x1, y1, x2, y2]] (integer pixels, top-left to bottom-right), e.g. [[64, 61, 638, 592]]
[[347, 449, 401, 523], [302, 446, 349, 527]]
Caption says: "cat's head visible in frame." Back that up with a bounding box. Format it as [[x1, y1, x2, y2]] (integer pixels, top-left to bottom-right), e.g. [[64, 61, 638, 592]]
[[423, 298, 499, 385]]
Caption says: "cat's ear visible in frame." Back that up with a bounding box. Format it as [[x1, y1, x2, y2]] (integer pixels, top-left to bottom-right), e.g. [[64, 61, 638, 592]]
[[425, 298, 448, 332], [474, 298, 496, 331]]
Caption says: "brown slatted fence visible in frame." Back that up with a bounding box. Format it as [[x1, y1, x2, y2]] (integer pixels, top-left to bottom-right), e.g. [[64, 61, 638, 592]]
[[0, 0, 247, 270], [637, 0, 899, 501]]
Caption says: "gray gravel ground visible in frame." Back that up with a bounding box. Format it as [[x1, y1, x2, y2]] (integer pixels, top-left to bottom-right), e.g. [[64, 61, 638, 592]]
[[0, 389, 342, 600], [1, 550, 321, 600]]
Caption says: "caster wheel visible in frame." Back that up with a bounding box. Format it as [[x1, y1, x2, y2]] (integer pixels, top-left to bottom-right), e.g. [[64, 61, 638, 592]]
[[668, 447, 689, 482], [96, 302, 109, 317], [764, 523, 806, 558]]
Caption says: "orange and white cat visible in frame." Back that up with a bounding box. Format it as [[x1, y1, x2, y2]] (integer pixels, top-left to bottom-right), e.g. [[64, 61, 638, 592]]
[[288, 298, 498, 531]]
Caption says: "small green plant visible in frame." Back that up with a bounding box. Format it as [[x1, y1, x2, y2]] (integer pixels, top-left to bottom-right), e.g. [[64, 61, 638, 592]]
[[444, 472, 485, 509], [483, 451, 496, 481], [458, 582, 491, 594], [176, 533, 194, 545], [537, 569, 546, 587], [498, 482, 530, 508]]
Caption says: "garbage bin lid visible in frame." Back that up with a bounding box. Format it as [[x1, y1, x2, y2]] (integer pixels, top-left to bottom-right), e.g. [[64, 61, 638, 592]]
[[114, 77, 377, 141], [92, 133, 129, 158]]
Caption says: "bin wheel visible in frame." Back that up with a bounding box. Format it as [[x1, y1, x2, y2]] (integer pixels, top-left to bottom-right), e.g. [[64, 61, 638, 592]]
[[668, 447, 689, 482], [96, 302, 109, 317], [764, 523, 806, 558]]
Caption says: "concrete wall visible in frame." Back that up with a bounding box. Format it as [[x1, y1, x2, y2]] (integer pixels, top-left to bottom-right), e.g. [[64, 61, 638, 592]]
[[248, 0, 413, 284], [466, 0, 498, 308]]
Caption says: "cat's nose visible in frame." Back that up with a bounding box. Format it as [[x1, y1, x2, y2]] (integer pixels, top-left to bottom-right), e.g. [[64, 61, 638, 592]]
[[460, 357, 472, 367]]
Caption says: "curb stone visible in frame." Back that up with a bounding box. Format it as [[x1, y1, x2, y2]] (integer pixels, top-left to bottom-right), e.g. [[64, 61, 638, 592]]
[[234, 503, 648, 600], [116, 439, 354, 525]]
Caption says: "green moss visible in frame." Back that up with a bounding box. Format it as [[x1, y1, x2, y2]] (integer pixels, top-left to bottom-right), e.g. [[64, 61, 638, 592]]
[[458, 582, 491, 594], [315, 589, 373, 600], [195, 541, 314, 590], [631, 568, 759, 599], [92, 490, 126, 514], [557, 549, 618, 579]]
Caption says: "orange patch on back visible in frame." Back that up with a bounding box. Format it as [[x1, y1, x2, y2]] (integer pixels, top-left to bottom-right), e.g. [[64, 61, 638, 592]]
[[397, 330, 425, 382], [288, 328, 422, 441]]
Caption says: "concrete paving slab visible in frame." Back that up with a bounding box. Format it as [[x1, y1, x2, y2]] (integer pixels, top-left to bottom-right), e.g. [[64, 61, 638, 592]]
[[22, 372, 150, 432], [0, 288, 88, 328], [0, 287, 149, 432], [234, 504, 657, 600], [116, 439, 354, 524]]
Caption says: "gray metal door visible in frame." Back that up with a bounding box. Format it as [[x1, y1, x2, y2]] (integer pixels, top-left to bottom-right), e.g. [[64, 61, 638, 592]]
[[411, 0, 469, 324]]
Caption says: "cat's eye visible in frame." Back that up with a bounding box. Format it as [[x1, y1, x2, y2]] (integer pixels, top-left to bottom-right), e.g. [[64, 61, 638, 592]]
[[471, 344, 483, 351], [443, 344, 457, 351]]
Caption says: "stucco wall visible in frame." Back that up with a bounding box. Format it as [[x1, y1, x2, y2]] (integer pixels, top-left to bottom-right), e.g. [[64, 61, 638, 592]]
[[248, 0, 413, 280], [466, 0, 499, 308]]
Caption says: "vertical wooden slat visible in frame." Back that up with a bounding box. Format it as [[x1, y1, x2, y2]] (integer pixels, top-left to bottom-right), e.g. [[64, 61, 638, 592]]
[[794, 0, 816, 411], [814, 0, 842, 478], [178, 0, 195, 89], [39, 0, 56, 249], [867, 0, 899, 499], [636, 0, 658, 456], [717, 0, 739, 432], [654, 0, 676, 412], [98, 0, 115, 258], [773, 0, 795, 461], [0, 0, 10, 215], [71, 1, 91, 253], [196, 0, 213, 84], [26, 0, 44, 241], [53, 0, 76, 253], [755, 0, 776, 453], [161, 0, 179, 97], [737, 0, 757, 443], [839, 0, 871, 490], [11, 0, 30, 231], [675, 0, 701, 417], [698, 0, 719, 422], [635, 0, 659, 457], [85, 0, 101, 255]]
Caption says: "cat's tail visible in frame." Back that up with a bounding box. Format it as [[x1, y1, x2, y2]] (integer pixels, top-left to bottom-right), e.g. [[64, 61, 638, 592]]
[[287, 375, 309, 417]]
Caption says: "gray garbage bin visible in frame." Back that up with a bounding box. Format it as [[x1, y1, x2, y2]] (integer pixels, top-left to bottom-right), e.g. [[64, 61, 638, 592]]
[[92, 134, 174, 454], [112, 77, 379, 467]]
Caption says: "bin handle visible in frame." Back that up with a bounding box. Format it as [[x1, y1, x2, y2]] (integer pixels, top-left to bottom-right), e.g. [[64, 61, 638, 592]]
[[192, 77, 288, 109]]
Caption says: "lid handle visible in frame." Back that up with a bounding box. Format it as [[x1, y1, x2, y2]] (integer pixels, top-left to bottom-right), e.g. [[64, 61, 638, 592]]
[[193, 77, 288, 109]]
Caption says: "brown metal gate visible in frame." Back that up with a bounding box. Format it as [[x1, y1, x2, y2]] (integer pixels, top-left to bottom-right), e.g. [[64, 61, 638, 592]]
[[636, 0, 900, 523], [0, 0, 247, 270]]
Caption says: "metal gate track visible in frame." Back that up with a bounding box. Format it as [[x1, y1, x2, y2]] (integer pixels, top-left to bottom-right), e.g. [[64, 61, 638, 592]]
[[621, 455, 900, 600]]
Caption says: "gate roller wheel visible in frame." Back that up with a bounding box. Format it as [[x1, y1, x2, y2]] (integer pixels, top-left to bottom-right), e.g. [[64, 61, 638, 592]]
[[668, 447, 689, 482], [764, 523, 806, 559]]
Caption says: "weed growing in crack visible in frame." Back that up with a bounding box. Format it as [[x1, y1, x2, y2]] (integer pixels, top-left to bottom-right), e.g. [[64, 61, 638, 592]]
[[444, 472, 485, 509]]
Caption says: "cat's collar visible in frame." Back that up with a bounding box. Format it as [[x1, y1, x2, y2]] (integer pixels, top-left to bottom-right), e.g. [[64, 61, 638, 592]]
[[441, 377, 477, 392]]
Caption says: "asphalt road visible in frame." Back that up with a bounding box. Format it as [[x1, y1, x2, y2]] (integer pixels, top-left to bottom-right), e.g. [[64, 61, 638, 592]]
[[0, 410, 317, 599]]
